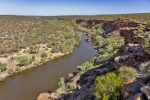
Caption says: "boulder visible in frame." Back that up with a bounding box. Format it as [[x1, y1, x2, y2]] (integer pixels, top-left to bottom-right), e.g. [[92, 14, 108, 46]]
[[140, 86, 150, 99], [49, 93, 59, 100], [36, 93, 50, 100], [84, 69, 95, 76], [128, 93, 145, 100], [114, 56, 123, 69]]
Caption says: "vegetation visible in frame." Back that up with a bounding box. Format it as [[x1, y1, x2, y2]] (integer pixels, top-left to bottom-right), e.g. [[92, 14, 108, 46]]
[[119, 66, 137, 82], [145, 22, 150, 28], [68, 73, 74, 79], [0, 62, 7, 72], [94, 72, 123, 100], [7, 68, 15, 74], [15, 66, 21, 72], [93, 35, 124, 59], [77, 61, 96, 72], [28, 45, 40, 54], [141, 37, 150, 55], [18, 56, 34, 66], [58, 77, 75, 94], [0, 77, 5, 82]]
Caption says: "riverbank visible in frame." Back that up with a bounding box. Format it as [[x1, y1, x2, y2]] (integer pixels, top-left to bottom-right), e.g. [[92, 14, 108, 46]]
[[0, 33, 97, 100], [0, 46, 70, 81]]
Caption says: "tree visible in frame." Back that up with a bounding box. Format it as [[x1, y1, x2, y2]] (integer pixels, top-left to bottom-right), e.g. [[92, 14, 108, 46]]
[[119, 66, 137, 81], [94, 72, 123, 100]]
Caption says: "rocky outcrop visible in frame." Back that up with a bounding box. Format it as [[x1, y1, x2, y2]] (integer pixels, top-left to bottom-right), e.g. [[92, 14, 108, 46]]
[[127, 93, 145, 100], [140, 86, 150, 100], [36, 93, 50, 100], [76, 18, 140, 35], [120, 28, 142, 44], [114, 43, 150, 69]]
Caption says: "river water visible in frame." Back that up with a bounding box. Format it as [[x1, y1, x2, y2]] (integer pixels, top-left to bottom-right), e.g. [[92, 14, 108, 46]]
[[0, 34, 98, 100]]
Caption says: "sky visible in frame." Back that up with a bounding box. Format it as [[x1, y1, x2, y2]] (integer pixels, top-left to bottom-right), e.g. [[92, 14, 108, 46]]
[[0, 0, 150, 16]]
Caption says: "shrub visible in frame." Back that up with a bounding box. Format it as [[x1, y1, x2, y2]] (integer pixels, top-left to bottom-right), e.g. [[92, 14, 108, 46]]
[[40, 57, 47, 64], [7, 69, 15, 74], [94, 72, 123, 100], [18, 56, 29, 66], [145, 22, 150, 28], [66, 83, 75, 91], [41, 52, 48, 58], [45, 48, 48, 50], [77, 62, 94, 72], [141, 37, 150, 55], [28, 45, 40, 54], [15, 66, 21, 71], [0, 62, 7, 72], [119, 66, 137, 81], [0, 77, 5, 82], [68, 73, 74, 79], [58, 77, 75, 94], [58, 77, 67, 93]]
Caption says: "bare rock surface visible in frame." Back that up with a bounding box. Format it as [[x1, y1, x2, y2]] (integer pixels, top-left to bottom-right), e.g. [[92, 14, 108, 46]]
[[36, 93, 50, 100], [140, 86, 150, 100]]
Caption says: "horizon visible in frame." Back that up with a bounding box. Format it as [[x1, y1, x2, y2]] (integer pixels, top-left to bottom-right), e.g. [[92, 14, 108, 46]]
[[0, 0, 150, 16]]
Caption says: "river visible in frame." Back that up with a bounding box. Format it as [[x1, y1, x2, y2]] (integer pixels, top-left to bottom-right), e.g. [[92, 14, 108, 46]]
[[0, 34, 98, 100]]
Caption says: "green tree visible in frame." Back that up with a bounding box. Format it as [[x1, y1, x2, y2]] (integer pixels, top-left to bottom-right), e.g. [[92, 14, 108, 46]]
[[94, 72, 123, 100]]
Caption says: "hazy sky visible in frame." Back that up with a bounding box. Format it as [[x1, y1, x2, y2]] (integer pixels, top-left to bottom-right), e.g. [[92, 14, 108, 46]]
[[0, 0, 150, 16]]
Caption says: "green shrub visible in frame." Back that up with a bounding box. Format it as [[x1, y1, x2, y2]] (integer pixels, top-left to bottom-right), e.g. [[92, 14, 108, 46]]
[[58, 77, 67, 93], [66, 83, 75, 91], [45, 48, 48, 50], [7, 69, 15, 74], [77, 61, 94, 72], [18, 56, 29, 66], [0, 62, 7, 72], [119, 66, 137, 81], [94, 72, 123, 100], [15, 66, 21, 71], [0, 77, 5, 82], [141, 37, 150, 55], [68, 73, 74, 79], [28, 45, 40, 54]]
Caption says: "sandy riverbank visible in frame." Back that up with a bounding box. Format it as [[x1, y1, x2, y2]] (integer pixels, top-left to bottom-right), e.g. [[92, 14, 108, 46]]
[[0, 44, 70, 80]]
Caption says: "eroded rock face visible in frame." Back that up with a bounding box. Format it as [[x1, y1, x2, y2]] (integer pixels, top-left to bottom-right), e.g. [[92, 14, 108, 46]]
[[36, 93, 50, 100], [76, 19, 139, 35], [49, 93, 59, 100], [128, 93, 145, 100], [140, 86, 150, 100], [114, 43, 149, 69]]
